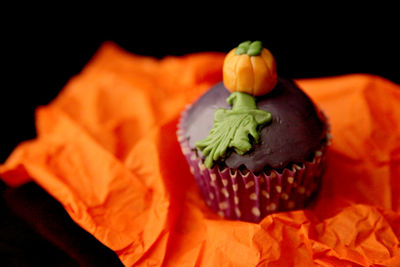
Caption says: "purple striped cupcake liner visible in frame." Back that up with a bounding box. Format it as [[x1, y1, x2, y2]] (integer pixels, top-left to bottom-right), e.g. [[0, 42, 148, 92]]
[[177, 105, 330, 223]]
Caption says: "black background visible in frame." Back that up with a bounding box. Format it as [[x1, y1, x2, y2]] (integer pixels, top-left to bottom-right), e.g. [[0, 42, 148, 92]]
[[1, 15, 399, 266], [2, 21, 400, 162]]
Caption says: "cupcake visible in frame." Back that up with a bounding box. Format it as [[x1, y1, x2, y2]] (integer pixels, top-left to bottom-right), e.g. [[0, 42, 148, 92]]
[[177, 41, 330, 223]]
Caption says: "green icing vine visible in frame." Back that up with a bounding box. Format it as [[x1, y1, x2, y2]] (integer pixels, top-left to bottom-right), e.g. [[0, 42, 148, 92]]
[[195, 92, 272, 168]]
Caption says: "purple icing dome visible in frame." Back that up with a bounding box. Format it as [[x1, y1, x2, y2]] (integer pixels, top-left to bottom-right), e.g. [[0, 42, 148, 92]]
[[181, 77, 327, 172]]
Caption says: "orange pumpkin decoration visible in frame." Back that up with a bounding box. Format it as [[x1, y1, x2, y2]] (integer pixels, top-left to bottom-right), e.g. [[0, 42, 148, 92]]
[[223, 41, 277, 96]]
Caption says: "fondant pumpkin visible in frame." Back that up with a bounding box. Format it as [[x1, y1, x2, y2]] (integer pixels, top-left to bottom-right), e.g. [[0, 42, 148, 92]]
[[223, 41, 277, 96]]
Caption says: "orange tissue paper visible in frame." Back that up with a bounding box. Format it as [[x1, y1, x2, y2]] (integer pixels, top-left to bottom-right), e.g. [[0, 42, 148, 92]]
[[1, 42, 400, 266]]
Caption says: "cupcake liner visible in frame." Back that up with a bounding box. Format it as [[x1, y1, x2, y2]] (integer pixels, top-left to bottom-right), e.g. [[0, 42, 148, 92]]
[[177, 105, 330, 223]]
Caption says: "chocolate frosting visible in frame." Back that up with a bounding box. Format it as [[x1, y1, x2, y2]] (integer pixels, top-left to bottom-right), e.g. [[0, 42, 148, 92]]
[[181, 77, 327, 172]]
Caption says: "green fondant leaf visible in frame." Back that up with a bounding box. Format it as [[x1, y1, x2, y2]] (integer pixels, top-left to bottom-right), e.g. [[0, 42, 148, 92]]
[[195, 92, 272, 168], [235, 40, 251, 55], [235, 47, 247, 55], [238, 40, 251, 48], [234, 41, 263, 56], [247, 41, 263, 56]]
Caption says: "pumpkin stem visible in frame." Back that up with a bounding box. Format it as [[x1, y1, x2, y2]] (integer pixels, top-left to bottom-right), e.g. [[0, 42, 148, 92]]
[[235, 40, 263, 56], [227, 92, 257, 110]]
